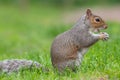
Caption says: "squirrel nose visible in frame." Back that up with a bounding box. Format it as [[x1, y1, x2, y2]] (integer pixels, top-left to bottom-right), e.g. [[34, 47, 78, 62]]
[[103, 25, 107, 29]]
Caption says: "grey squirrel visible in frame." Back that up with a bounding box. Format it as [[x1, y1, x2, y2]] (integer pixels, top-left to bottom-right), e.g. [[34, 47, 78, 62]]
[[0, 9, 109, 73], [51, 9, 109, 71]]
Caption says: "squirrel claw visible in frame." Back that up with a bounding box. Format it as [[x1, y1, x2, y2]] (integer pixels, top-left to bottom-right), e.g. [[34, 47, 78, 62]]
[[100, 32, 109, 41]]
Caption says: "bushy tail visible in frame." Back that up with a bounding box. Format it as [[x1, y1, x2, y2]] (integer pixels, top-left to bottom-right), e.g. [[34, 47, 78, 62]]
[[0, 59, 43, 73]]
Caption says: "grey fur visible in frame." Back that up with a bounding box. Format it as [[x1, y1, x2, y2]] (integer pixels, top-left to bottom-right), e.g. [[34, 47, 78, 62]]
[[0, 59, 42, 73]]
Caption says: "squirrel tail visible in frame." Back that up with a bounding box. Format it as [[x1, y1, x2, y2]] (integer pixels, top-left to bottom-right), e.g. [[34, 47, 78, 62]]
[[0, 59, 46, 74]]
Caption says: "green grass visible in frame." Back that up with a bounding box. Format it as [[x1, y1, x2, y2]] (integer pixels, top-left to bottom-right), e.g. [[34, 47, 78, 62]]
[[0, 5, 120, 80]]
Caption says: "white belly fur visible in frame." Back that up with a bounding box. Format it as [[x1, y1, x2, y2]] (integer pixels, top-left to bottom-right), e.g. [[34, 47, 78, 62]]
[[75, 48, 88, 66]]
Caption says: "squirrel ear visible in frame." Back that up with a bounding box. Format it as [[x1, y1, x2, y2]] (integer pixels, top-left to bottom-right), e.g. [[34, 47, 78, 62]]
[[86, 9, 92, 18]]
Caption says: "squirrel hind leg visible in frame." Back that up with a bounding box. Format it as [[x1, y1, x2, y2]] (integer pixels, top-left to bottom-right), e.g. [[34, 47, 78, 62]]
[[54, 60, 77, 72]]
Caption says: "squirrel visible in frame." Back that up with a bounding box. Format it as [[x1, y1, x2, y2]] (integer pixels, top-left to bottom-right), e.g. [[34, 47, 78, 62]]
[[51, 9, 109, 71], [0, 9, 109, 74]]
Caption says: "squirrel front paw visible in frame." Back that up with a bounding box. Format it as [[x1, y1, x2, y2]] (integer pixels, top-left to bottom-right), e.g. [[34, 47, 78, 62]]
[[99, 32, 109, 41]]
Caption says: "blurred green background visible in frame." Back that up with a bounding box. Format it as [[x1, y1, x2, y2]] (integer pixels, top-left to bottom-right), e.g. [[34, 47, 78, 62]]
[[0, 0, 120, 6], [0, 0, 120, 80]]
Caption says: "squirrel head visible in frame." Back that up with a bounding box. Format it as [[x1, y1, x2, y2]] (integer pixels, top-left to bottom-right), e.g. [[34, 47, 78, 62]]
[[85, 9, 107, 32]]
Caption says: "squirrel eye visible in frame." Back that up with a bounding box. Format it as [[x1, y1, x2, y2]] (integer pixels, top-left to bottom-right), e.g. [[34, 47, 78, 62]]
[[95, 18, 100, 22]]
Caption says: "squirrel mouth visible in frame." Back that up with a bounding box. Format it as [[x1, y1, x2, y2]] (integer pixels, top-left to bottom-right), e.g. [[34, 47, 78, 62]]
[[97, 29, 100, 32], [93, 28, 100, 33], [90, 28, 102, 33], [96, 26, 107, 33]]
